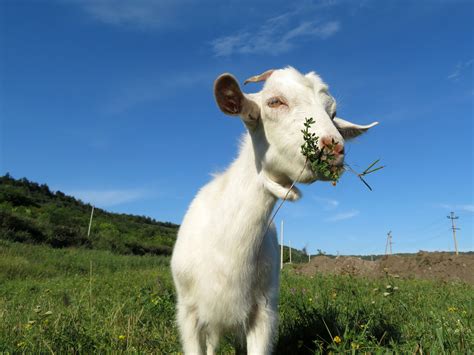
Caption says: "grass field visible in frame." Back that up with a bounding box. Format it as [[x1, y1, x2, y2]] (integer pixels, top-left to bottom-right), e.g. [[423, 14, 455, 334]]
[[1, 240, 473, 354]]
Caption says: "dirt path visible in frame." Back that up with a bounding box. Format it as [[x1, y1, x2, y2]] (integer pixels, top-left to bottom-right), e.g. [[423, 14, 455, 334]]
[[295, 252, 474, 284]]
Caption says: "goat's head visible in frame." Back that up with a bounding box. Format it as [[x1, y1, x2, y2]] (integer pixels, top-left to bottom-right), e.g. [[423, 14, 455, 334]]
[[214, 67, 378, 186]]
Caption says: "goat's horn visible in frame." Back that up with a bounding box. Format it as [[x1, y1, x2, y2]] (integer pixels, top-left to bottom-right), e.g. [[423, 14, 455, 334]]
[[243, 69, 275, 85]]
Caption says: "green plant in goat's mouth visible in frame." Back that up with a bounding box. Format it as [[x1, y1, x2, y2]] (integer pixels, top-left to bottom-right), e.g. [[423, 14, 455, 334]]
[[300, 117, 342, 183], [300, 117, 384, 190]]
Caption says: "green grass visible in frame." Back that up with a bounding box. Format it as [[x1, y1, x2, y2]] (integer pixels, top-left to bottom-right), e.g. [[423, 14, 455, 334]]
[[278, 271, 473, 353], [1, 240, 473, 354]]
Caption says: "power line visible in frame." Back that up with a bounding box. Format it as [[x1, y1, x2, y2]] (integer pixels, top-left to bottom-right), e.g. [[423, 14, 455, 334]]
[[447, 212, 460, 255], [402, 217, 443, 235]]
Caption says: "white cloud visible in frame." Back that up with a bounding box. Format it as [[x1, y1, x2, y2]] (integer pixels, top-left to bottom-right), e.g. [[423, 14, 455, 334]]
[[65, 0, 183, 29], [313, 196, 340, 210], [211, 15, 340, 57], [448, 59, 473, 81], [326, 209, 359, 222], [436, 203, 474, 213], [67, 188, 149, 207]]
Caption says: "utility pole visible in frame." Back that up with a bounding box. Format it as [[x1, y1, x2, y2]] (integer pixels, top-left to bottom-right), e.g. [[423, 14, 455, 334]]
[[87, 206, 95, 237], [289, 240, 292, 264], [447, 212, 460, 255], [385, 231, 392, 255], [308, 252, 311, 263], [389, 233, 393, 255], [280, 220, 284, 270]]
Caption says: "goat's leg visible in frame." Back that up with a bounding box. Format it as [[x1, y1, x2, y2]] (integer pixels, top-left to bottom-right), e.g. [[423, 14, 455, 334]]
[[205, 326, 220, 355], [177, 302, 205, 355], [246, 301, 277, 355]]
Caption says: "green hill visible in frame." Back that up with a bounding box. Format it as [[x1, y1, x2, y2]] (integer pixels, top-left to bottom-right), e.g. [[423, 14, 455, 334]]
[[0, 174, 178, 256], [0, 174, 313, 261]]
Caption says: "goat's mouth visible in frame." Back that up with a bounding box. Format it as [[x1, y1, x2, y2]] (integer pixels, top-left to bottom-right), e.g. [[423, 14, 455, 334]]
[[296, 158, 343, 183], [304, 163, 344, 183], [320, 163, 345, 181], [296, 166, 319, 184]]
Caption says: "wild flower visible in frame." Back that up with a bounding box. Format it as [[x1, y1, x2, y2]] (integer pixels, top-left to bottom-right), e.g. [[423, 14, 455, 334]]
[[351, 342, 360, 349], [333, 335, 342, 344], [118, 335, 126, 341], [16, 341, 26, 348]]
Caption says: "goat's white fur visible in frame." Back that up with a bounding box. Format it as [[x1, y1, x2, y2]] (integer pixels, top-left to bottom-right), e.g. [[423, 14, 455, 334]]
[[171, 67, 377, 354]]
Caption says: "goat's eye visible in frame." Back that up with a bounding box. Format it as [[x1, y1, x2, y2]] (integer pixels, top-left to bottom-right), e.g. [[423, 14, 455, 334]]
[[267, 97, 284, 108]]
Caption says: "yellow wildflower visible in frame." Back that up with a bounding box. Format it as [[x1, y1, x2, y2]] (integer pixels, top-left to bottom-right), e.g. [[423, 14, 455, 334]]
[[333, 335, 342, 344], [118, 335, 126, 341], [351, 342, 360, 349], [448, 307, 457, 312]]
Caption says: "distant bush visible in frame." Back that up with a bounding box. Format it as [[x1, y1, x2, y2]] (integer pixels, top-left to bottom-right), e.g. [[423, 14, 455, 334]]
[[0, 211, 47, 243], [48, 225, 88, 248]]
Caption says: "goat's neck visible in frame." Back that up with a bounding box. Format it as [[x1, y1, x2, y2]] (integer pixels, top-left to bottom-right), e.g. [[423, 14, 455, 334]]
[[217, 134, 297, 261]]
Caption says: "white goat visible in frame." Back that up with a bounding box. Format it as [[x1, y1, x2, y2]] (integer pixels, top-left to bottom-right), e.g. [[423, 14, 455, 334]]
[[171, 67, 377, 354]]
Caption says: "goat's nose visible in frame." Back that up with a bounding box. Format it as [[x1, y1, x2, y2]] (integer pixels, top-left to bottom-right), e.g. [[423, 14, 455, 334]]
[[320, 136, 344, 156]]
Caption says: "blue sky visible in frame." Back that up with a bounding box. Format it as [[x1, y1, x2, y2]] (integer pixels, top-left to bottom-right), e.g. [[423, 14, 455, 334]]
[[1, 0, 473, 255]]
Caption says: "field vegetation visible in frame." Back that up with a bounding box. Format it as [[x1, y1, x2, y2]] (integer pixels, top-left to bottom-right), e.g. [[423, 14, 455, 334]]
[[1, 240, 472, 353]]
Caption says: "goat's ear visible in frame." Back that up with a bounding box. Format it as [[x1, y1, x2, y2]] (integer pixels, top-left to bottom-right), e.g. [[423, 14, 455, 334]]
[[244, 69, 275, 85], [333, 117, 379, 140], [214, 73, 260, 129], [214, 73, 244, 115]]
